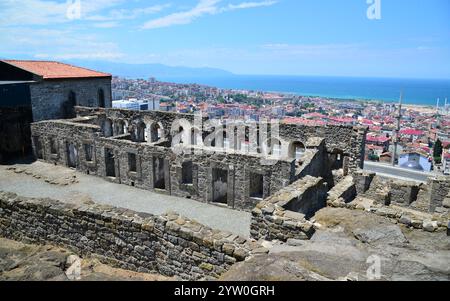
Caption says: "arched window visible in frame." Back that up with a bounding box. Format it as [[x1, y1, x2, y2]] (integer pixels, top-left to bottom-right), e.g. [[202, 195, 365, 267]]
[[116, 120, 125, 135], [330, 149, 345, 170], [135, 122, 147, 142], [104, 119, 113, 137], [98, 89, 105, 108], [151, 123, 163, 142], [289, 141, 306, 161]]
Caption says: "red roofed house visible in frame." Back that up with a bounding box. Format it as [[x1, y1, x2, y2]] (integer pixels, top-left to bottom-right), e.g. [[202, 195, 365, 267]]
[[0, 60, 112, 162], [1, 60, 112, 121], [366, 134, 391, 152], [400, 128, 425, 142]]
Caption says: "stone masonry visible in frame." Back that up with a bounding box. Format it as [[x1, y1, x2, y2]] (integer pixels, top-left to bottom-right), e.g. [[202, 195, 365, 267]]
[[0, 191, 261, 280], [250, 176, 327, 241], [30, 107, 366, 212], [30, 78, 112, 122]]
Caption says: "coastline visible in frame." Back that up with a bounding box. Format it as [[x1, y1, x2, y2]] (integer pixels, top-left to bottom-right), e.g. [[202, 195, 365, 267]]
[[159, 75, 449, 108]]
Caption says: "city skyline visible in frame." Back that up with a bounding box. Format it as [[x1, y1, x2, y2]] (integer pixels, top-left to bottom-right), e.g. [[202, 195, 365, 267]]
[[0, 0, 449, 79]]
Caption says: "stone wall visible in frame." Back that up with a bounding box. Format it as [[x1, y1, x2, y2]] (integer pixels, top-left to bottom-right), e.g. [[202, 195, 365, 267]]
[[36, 129, 294, 211], [295, 138, 328, 180], [328, 194, 449, 234], [326, 175, 357, 206], [279, 123, 367, 172], [358, 174, 450, 215], [390, 180, 421, 206], [31, 114, 297, 212], [30, 78, 112, 122], [353, 170, 375, 195], [0, 191, 259, 280], [30, 120, 101, 174], [77, 107, 367, 175], [31, 108, 364, 213], [429, 176, 450, 213], [250, 176, 327, 241]]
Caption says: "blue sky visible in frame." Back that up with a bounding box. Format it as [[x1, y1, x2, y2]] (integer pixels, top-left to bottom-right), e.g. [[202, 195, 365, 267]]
[[0, 0, 449, 79]]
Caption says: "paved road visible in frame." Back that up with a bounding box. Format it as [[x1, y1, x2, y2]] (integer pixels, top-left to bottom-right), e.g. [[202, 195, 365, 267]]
[[364, 161, 435, 183], [0, 164, 251, 237]]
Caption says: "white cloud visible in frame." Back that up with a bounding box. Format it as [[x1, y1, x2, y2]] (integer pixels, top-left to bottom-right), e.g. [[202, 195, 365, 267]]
[[0, 0, 68, 26], [87, 4, 171, 22], [224, 0, 277, 11], [0, 0, 168, 26], [0, 27, 124, 61], [141, 0, 278, 30], [142, 0, 220, 29]]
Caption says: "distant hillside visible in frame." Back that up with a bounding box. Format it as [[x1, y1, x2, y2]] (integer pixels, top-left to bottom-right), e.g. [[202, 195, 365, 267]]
[[66, 60, 234, 79]]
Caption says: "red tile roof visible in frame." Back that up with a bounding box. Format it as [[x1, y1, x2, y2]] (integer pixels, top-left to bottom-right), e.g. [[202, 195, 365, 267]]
[[400, 128, 424, 136], [366, 134, 390, 143], [2, 60, 111, 80], [283, 117, 327, 126]]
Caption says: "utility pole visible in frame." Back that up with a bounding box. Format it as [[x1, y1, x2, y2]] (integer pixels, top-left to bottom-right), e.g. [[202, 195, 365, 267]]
[[392, 92, 403, 167]]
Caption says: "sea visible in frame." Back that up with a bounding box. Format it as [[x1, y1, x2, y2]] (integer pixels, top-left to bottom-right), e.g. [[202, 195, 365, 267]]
[[158, 75, 450, 107]]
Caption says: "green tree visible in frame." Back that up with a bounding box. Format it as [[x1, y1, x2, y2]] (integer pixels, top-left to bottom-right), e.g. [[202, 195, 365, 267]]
[[434, 139, 443, 159]]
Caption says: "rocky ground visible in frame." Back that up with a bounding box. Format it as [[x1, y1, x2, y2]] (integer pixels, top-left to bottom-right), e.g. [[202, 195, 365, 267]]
[[0, 238, 172, 281], [221, 207, 450, 281]]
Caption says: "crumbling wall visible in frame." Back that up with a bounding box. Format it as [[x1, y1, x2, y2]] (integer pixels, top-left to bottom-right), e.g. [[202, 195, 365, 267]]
[[31, 117, 295, 211], [327, 175, 357, 206], [0, 192, 257, 280], [360, 175, 450, 215], [428, 176, 450, 214], [390, 180, 421, 206], [74, 108, 367, 174], [280, 123, 367, 172], [250, 176, 327, 241], [353, 170, 375, 195], [31, 120, 101, 175], [295, 138, 326, 180]]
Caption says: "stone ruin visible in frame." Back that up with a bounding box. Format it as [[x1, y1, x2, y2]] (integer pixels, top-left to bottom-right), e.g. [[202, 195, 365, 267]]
[[0, 106, 448, 280], [29, 106, 366, 212]]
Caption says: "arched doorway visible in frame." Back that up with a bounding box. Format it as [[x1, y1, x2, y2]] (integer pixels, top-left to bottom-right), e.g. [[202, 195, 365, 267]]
[[289, 141, 306, 161]]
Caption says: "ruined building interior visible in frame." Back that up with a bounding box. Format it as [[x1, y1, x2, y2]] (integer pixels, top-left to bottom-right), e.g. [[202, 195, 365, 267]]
[[29, 107, 365, 212]]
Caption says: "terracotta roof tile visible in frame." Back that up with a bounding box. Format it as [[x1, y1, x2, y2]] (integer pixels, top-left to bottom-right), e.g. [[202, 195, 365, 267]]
[[2, 60, 111, 79]]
